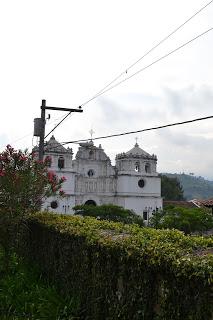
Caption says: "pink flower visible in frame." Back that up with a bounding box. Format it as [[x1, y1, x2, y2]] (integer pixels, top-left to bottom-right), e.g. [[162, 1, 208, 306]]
[[48, 170, 56, 182], [61, 176, 66, 182], [19, 155, 27, 161], [59, 190, 65, 196], [36, 160, 43, 164], [0, 170, 5, 177], [44, 156, 51, 161]]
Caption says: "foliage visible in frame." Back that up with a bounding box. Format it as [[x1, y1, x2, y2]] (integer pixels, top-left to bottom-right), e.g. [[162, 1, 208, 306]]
[[73, 204, 144, 226], [0, 145, 66, 269], [19, 212, 213, 320], [161, 174, 185, 200], [150, 206, 213, 234], [0, 247, 78, 319], [0, 145, 66, 216], [163, 173, 213, 200]]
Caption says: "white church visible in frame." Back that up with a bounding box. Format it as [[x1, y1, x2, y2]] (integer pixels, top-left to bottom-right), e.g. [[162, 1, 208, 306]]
[[41, 136, 162, 222]]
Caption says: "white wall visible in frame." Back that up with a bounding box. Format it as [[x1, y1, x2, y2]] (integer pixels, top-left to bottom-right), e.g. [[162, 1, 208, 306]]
[[122, 196, 162, 215], [116, 174, 161, 196], [43, 195, 76, 214]]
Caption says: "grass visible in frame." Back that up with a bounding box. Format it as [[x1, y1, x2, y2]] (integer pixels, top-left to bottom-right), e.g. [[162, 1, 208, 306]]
[[0, 248, 79, 320]]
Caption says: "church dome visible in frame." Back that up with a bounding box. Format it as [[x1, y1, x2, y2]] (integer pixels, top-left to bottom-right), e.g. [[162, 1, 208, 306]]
[[116, 142, 157, 160], [125, 142, 151, 157]]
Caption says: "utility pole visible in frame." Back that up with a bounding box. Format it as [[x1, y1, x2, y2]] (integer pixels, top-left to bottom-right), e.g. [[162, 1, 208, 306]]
[[39, 99, 46, 161], [34, 99, 83, 161]]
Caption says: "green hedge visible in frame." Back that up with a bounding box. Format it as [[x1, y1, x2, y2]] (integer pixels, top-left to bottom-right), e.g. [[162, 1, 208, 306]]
[[73, 204, 144, 226], [19, 212, 213, 320]]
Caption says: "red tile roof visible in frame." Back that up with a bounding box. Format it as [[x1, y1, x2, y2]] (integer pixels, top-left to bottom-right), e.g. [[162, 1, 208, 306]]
[[163, 200, 197, 208], [190, 199, 213, 207]]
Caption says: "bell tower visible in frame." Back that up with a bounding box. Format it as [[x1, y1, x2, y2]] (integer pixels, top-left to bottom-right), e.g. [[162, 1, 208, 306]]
[[115, 141, 162, 220]]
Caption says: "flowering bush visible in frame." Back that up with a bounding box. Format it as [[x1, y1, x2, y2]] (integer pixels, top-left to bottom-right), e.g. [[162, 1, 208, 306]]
[[0, 145, 66, 216]]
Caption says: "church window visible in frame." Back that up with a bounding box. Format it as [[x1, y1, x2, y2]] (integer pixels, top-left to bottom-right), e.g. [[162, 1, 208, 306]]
[[135, 161, 140, 172], [143, 211, 148, 220], [145, 163, 151, 173], [50, 200, 58, 209], [138, 179, 145, 188], [58, 156, 65, 169], [89, 150, 94, 159], [85, 199, 96, 206], [87, 169, 94, 177]]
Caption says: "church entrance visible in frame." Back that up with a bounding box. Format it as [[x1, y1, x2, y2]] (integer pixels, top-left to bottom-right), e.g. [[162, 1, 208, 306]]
[[85, 200, 97, 206]]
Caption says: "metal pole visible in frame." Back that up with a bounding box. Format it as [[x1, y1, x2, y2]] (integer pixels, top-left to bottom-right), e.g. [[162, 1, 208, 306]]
[[39, 99, 46, 161]]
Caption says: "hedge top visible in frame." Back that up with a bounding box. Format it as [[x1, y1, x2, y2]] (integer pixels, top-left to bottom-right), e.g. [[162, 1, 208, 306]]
[[30, 212, 213, 284]]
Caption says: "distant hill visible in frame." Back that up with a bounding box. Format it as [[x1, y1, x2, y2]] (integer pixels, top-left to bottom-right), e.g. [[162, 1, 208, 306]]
[[162, 173, 213, 200]]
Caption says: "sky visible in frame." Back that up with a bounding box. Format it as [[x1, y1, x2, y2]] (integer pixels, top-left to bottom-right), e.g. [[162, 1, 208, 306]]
[[0, 0, 213, 178]]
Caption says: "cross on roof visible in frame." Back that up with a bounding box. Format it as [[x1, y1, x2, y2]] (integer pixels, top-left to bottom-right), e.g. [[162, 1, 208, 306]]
[[89, 129, 95, 140]]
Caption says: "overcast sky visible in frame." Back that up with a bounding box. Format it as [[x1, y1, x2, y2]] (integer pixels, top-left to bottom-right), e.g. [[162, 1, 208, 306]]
[[0, 0, 213, 178]]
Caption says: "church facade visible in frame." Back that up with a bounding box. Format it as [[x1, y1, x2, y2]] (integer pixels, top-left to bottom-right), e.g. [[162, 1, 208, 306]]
[[42, 136, 162, 222]]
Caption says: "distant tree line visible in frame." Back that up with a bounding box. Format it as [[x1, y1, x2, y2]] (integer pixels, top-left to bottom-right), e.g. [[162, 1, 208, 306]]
[[160, 174, 185, 201], [162, 173, 213, 200]]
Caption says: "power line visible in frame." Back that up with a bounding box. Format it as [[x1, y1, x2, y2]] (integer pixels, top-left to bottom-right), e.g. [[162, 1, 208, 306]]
[[44, 112, 72, 139], [78, 27, 213, 105], [45, 0, 213, 139], [80, 0, 213, 103], [46, 115, 213, 150], [0, 132, 33, 150], [0, 113, 67, 150], [44, 26, 213, 139]]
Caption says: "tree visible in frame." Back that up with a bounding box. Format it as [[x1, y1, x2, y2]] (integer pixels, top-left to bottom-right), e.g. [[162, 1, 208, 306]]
[[0, 145, 66, 264], [0, 145, 66, 216], [160, 174, 185, 200], [149, 206, 213, 234], [73, 204, 144, 226]]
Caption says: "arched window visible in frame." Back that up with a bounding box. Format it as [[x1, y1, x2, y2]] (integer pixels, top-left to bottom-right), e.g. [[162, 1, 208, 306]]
[[135, 161, 140, 172], [145, 163, 151, 173], [58, 156, 65, 169], [85, 200, 96, 206], [87, 169, 94, 177]]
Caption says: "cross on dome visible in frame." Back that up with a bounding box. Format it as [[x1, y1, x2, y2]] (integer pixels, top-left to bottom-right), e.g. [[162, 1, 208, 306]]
[[89, 129, 95, 141], [135, 137, 139, 147]]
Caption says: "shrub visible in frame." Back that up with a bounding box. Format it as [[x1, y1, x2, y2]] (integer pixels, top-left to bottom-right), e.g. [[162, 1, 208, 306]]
[[0, 247, 78, 319], [19, 213, 213, 320], [73, 204, 144, 226], [0, 145, 65, 216], [149, 206, 213, 234], [0, 145, 66, 267]]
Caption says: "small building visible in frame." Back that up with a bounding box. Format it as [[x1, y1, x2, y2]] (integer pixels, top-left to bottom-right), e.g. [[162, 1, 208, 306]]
[[40, 136, 162, 222], [190, 199, 213, 214]]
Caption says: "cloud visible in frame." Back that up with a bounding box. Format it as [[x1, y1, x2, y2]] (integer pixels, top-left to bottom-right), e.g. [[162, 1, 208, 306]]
[[97, 97, 131, 125], [162, 85, 213, 118], [156, 127, 213, 179], [29, 84, 213, 180], [0, 134, 9, 151]]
